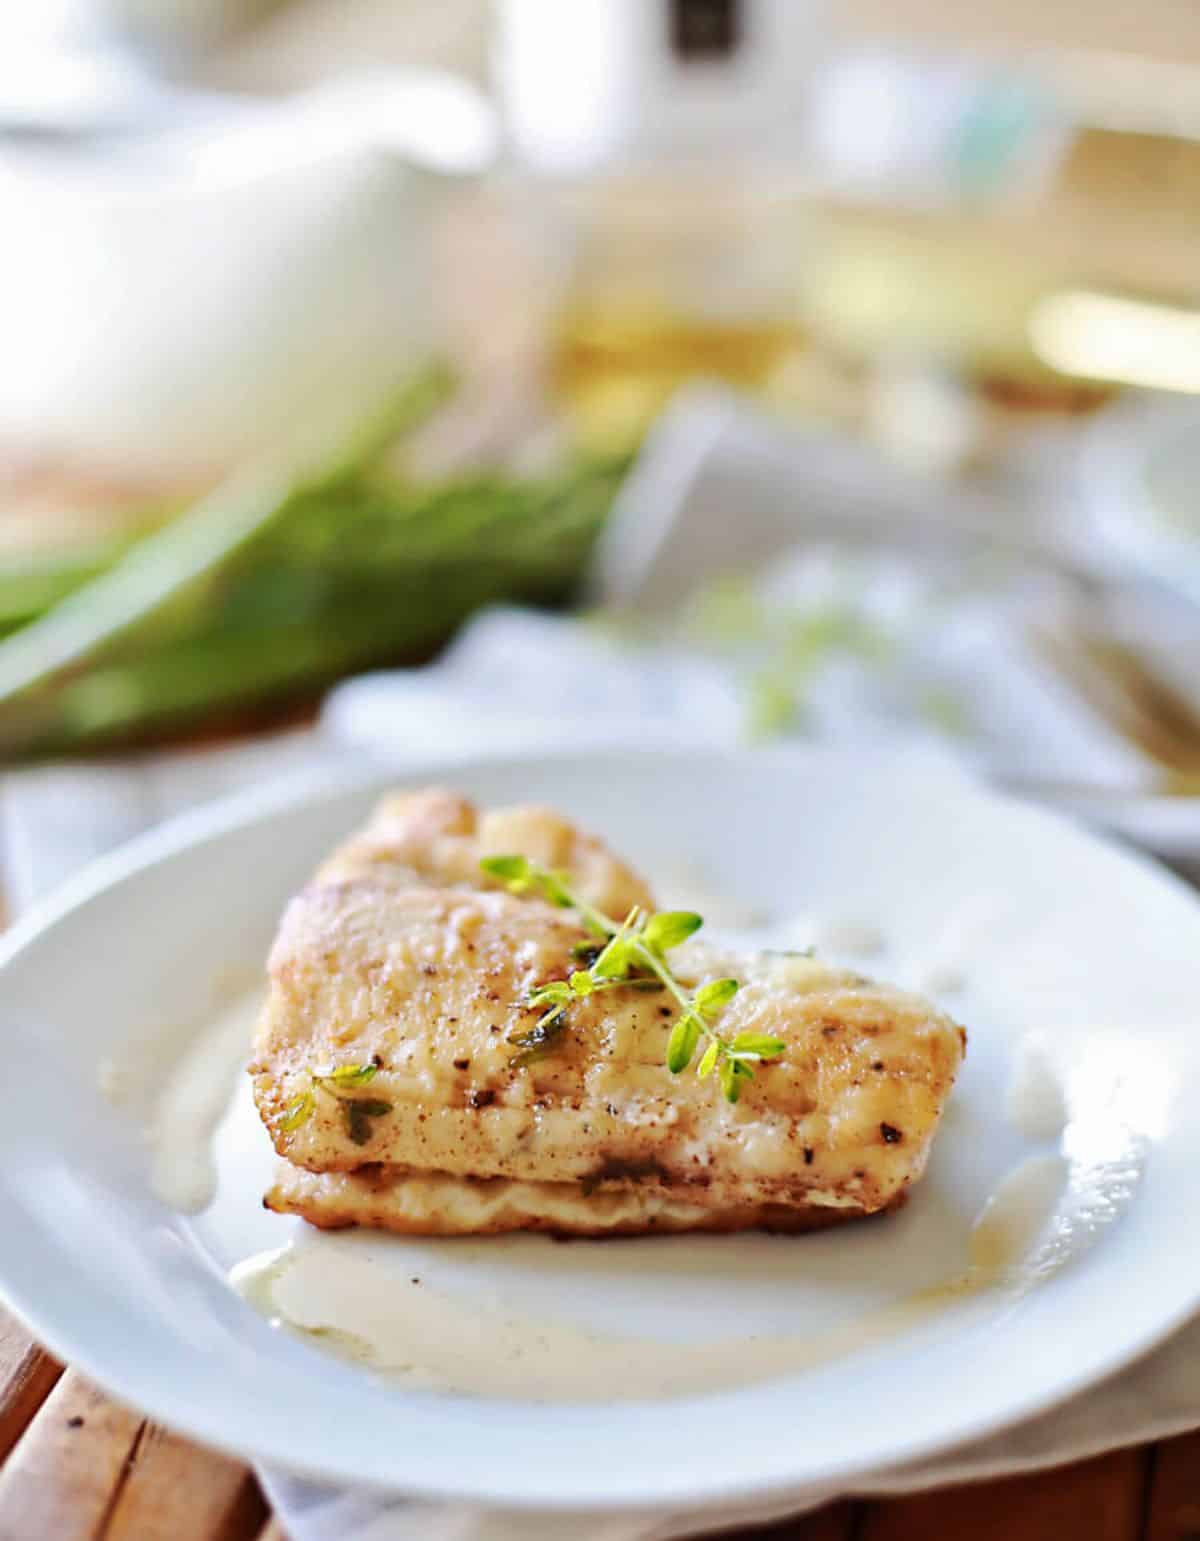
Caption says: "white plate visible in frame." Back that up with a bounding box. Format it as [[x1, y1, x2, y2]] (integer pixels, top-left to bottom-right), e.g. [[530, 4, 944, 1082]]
[[0, 748, 1198, 1513]]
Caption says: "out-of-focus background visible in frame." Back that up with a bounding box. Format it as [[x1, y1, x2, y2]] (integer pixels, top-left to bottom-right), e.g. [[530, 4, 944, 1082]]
[[4, 0, 1200, 864]]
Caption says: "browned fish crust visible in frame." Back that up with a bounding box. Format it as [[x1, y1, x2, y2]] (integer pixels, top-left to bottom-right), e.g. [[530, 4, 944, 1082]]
[[252, 789, 965, 1237]]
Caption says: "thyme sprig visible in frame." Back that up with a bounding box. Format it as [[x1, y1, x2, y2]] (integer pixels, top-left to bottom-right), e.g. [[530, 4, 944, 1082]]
[[480, 854, 786, 1102], [280, 1058, 392, 1144]]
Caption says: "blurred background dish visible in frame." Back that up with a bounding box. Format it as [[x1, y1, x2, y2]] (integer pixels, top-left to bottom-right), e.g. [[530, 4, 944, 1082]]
[[0, 0, 1199, 825]]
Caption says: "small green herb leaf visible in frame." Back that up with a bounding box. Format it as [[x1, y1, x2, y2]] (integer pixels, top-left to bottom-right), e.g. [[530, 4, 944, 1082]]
[[281, 1089, 315, 1132], [592, 940, 632, 979], [480, 854, 531, 887], [729, 1033, 786, 1060], [343, 1097, 393, 1146], [324, 1061, 380, 1087], [697, 1040, 720, 1078], [535, 869, 575, 908], [591, 935, 634, 979], [509, 1006, 570, 1065], [642, 910, 703, 954], [483, 855, 575, 908], [694, 977, 739, 1014], [666, 1013, 702, 1074], [719, 1058, 753, 1103], [569, 970, 595, 997], [528, 981, 571, 1008]]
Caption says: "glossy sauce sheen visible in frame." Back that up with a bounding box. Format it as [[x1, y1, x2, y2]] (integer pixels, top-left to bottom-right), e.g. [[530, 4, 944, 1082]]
[[229, 1150, 1071, 1403], [151, 993, 262, 1212]]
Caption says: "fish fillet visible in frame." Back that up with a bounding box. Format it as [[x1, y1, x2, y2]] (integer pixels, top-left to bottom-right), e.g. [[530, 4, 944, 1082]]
[[251, 789, 966, 1235]]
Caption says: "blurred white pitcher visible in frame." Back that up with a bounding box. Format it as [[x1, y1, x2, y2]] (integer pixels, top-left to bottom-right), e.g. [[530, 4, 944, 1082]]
[[0, 69, 495, 482]]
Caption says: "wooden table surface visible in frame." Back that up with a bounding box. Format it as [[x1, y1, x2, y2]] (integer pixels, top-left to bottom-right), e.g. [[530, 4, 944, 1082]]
[[0, 1311, 1193, 1540]]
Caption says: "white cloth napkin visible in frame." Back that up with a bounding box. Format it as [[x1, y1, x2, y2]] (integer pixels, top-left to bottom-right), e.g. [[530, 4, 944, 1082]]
[[3, 725, 1199, 1541]]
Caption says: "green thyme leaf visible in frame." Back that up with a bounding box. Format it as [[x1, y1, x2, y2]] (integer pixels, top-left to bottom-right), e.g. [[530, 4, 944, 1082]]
[[343, 1096, 393, 1146], [666, 1013, 702, 1074], [483, 855, 581, 913], [535, 869, 576, 909], [694, 977, 739, 1013], [587, 904, 640, 980], [323, 1061, 380, 1087], [528, 981, 572, 1007], [569, 970, 595, 997], [719, 1058, 753, 1103], [642, 910, 703, 954], [729, 1033, 786, 1060], [509, 1007, 570, 1065], [281, 1089, 315, 1132], [350, 1097, 392, 1117], [480, 854, 531, 887], [511, 1008, 567, 1046], [697, 1040, 720, 1078], [592, 935, 634, 979]]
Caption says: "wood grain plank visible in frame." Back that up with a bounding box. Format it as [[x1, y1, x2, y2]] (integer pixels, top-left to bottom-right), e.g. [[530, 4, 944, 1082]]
[[859, 1449, 1150, 1541], [1144, 1432, 1200, 1541], [100, 1423, 267, 1541], [0, 1373, 143, 1541], [724, 1498, 861, 1538], [0, 1308, 63, 1463]]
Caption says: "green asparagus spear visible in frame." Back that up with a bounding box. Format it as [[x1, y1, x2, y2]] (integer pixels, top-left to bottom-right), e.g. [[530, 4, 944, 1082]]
[[0, 534, 143, 634], [0, 451, 626, 756], [0, 364, 455, 744]]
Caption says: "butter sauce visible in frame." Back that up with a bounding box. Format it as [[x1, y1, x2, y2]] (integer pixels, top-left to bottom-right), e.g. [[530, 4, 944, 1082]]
[[228, 1151, 1071, 1403], [150, 993, 263, 1212]]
